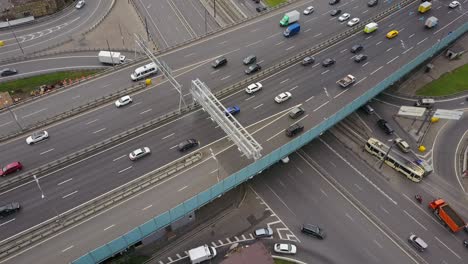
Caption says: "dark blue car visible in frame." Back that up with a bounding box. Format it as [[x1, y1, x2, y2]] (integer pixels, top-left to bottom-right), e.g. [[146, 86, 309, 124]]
[[225, 106, 240, 116]]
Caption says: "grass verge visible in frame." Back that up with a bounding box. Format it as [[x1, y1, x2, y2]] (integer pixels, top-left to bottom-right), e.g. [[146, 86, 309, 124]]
[[274, 259, 295, 264], [0, 69, 101, 95], [416, 64, 468, 96], [264, 0, 287, 7]]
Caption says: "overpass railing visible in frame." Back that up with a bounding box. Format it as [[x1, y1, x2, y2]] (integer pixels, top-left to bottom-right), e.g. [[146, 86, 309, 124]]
[[73, 22, 468, 263]]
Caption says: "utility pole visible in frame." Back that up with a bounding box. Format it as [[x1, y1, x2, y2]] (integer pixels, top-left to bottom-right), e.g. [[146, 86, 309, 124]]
[[379, 140, 395, 169], [33, 175, 62, 224], [6, 104, 23, 131], [213, 0, 216, 18], [106, 39, 115, 67], [6, 19, 24, 55]]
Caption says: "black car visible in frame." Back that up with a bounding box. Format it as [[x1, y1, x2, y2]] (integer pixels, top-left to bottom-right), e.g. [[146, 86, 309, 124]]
[[0, 202, 20, 217], [329, 0, 340, 5], [1, 68, 18, 77], [368, 0, 378, 7], [330, 9, 342, 16], [245, 64, 261, 75], [211, 57, 227, 68], [285, 123, 304, 137], [322, 58, 335, 67], [243, 55, 257, 65], [178, 139, 199, 152], [354, 54, 367, 63], [256, 6, 267, 12], [301, 224, 325, 239], [377, 119, 394, 134], [350, 44, 363, 53], [289, 107, 305, 119], [302, 56, 315, 66]]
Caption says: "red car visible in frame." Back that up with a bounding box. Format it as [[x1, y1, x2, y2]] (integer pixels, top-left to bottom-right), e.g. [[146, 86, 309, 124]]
[[0, 162, 23, 177]]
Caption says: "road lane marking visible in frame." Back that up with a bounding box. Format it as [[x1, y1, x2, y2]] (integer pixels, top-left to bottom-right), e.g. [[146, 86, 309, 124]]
[[305, 96, 314, 102], [304, 28, 311, 32], [285, 46, 295, 51], [61, 245, 74, 253], [340, 49, 347, 53], [434, 236, 461, 259], [85, 119, 98, 125], [373, 240, 383, 248], [253, 104, 263, 109], [210, 70, 219, 75], [113, 155, 126, 162], [22, 108, 47, 118], [162, 133, 175, 139], [218, 40, 227, 45], [305, 17, 318, 23], [72, 95, 80, 99], [0, 121, 12, 128], [380, 206, 389, 214], [0, 219, 15, 227], [290, 85, 298, 91], [275, 41, 284, 46], [62, 190, 78, 199], [365, 36, 372, 39], [246, 40, 261, 47], [129, 102, 142, 108], [386, 47, 393, 52], [376, 41, 382, 46], [140, 109, 152, 114], [361, 62, 369, 67], [354, 77, 367, 86], [403, 210, 428, 230], [345, 213, 354, 221], [388, 23, 394, 28], [178, 186, 188, 192], [142, 205, 153, 211], [170, 145, 178, 150], [258, 60, 264, 64], [321, 70, 329, 75], [92, 128, 106, 134], [333, 89, 348, 99], [184, 52, 195, 58], [370, 66, 383, 75], [402, 46, 414, 54], [245, 96, 255, 101], [320, 188, 328, 197], [57, 178, 73, 186], [40, 148, 54, 155], [312, 63, 320, 68], [362, 10, 368, 14], [313, 33, 322, 37], [387, 56, 399, 64], [280, 78, 289, 84], [417, 37, 427, 45], [314, 101, 329, 111], [267, 32, 280, 39], [250, 28, 259, 32], [103, 224, 115, 231], [118, 166, 132, 173], [221, 75, 231, 80], [210, 169, 218, 174], [408, 33, 415, 38], [354, 183, 362, 191]]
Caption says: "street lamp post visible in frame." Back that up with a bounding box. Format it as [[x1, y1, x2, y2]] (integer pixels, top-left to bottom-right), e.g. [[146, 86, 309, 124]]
[[6, 104, 23, 131], [213, 0, 216, 18], [379, 139, 396, 169], [33, 175, 61, 224], [210, 148, 220, 183], [6, 19, 25, 55]]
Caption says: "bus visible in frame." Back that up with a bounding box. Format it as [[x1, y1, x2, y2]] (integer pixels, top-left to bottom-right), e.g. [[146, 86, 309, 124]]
[[364, 138, 425, 182]]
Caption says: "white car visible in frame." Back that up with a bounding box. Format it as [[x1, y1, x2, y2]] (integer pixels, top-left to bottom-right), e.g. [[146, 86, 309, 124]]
[[274, 92, 292, 103], [303, 6, 314, 15], [129, 147, 151, 161], [449, 1, 460, 8], [338, 13, 350, 22], [347, 17, 360, 26], [115, 95, 132, 107], [245, 82, 263, 94], [26, 131, 49, 145], [75, 0, 85, 9], [274, 243, 297, 254]]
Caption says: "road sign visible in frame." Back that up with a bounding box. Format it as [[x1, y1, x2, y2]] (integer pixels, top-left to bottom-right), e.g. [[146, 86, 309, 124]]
[[398, 106, 426, 117], [433, 109, 463, 120]]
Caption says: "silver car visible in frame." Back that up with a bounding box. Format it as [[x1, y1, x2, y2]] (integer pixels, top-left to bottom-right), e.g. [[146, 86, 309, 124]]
[[26, 131, 49, 145], [129, 147, 151, 161], [254, 227, 273, 238]]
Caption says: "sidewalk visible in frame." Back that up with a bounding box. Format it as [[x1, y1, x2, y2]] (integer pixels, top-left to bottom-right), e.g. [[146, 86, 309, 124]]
[[388, 34, 468, 96], [48, 0, 155, 52]]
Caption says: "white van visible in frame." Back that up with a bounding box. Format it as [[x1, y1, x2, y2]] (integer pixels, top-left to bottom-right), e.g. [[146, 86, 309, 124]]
[[415, 98, 435, 108], [130, 62, 158, 81]]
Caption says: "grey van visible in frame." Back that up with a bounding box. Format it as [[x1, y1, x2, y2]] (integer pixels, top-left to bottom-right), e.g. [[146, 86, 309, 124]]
[[361, 104, 374, 115], [289, 107, 305, 119], [408, 234, 428, 252]]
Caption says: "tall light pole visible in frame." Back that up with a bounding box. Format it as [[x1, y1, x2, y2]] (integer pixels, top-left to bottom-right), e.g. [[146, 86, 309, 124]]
[[6, 103, 23, 131], [213, 0, 216, 18], [210, 148, 219, 183], [6, 19, 25, 55], [379, 139, 396, 169], [33, 175, 61, 224]]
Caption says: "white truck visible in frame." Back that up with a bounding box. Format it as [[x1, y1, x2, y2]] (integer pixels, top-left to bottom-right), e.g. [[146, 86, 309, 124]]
[[98, 51, 126, 65], [336, 74, 356, 88], [425, 16, 438, 29], [280, 10, 300, 26], [188, 245, 217, 264]]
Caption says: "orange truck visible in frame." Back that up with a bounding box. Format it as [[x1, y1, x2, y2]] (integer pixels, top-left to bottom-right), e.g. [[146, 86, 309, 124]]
[[429, 199, 466, 232]]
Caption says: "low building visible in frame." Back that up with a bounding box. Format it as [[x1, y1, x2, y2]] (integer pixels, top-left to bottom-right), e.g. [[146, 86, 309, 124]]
[[445, 43, 465, 60]]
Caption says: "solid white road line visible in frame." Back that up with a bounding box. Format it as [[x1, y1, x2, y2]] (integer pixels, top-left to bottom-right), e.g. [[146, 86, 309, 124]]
[[170, 145, 178, 150], [210, 70, 219, 75], [0, 121, 12, 128], [305, 96, 314, 102], [290, 85, 298, 91], [39, 148, 54, 155], [403, 210, 428, 230], [112, 155, 126, 162], [62, 190, 78, 199], [313, 33, 322, 37], [434, 236, 462, 259], [57, 178, 73, 186], [246, 40, 261, 47], [118, 166, 132, 173]]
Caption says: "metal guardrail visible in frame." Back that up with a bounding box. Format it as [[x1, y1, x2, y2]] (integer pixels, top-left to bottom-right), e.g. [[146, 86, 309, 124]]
[[0, 152, 203, 260]]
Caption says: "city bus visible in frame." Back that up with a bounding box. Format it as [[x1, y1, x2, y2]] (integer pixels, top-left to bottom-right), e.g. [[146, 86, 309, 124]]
[[364, 138, 425, 182]]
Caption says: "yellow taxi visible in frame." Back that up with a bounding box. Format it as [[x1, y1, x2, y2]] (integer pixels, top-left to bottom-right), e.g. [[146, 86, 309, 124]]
[[386, 30, 399, 39]]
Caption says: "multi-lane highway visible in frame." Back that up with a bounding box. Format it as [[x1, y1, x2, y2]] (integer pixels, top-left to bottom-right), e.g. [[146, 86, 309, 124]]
[[0, 0, 399, 135], [0, 0, 112, 59], [1, 0, 467, 262], [1, 0, 466, 236]]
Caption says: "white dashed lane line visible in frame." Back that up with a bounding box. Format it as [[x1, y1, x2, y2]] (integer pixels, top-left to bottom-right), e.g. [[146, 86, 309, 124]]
[[57, 178, 73, 186], [103, 224, 115, 231], [253, 104, 263, 110], [286, 46, 295, 51], [162, 133, 175, 139], [39, 148, 54, 155], [118, 166, 132, 173], [417, 37, 428, 45], [387, 56, 399, 64], [61, 245, 74, 253], [85, 119, 98, 125], [280, 78, 289, 84], [140, 109, 152, 114], [370, 66, 383, 75], [62, 190, 78, 199], [92, 128, 106, 134], [113, 155, 126, 162]]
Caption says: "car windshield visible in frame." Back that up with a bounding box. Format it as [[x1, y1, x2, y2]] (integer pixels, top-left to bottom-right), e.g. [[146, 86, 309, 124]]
[[256, 229, 266, 235], [134, 149, 143, 156]]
